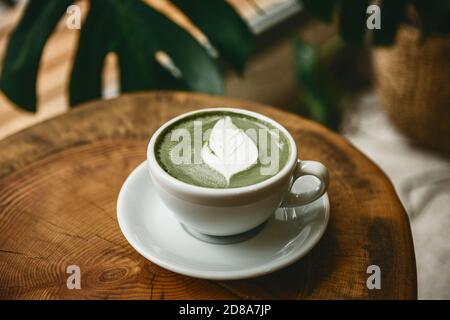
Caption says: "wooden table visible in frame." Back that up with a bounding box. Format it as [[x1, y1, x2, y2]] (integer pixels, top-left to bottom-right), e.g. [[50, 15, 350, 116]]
[[0, 92, 417, 299]]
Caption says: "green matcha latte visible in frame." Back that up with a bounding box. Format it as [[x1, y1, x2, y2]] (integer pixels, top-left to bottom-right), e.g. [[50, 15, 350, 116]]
[[155, 111, 291, 188]]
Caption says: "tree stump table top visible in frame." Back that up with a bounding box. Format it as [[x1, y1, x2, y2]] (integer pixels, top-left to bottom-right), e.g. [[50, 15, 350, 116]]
[[0, 92, 416, 299]]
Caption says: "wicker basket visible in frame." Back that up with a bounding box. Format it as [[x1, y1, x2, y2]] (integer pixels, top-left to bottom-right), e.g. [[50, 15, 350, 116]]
[[373, 26, 450, 154]]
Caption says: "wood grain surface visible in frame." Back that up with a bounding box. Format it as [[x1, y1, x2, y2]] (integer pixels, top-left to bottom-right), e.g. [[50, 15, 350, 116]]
[[0, 92, 417, 299]]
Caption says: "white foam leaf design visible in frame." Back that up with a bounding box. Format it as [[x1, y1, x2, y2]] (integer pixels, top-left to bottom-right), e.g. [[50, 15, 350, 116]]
[[202, 116, 258, 185]]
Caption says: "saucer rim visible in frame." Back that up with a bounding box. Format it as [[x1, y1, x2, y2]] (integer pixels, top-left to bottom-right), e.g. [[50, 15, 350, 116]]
[[117, 161, 330, 280]]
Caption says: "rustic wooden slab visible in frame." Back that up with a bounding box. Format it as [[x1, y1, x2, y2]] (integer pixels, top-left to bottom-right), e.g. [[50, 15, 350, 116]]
[[0, 92, 416, 299]]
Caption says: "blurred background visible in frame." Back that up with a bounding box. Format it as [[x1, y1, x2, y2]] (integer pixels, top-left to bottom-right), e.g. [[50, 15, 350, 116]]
[[0, 0, 449, 299]]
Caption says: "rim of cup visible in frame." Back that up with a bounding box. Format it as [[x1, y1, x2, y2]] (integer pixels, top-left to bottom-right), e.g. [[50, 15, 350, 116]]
[[147, 107, 298, 197]]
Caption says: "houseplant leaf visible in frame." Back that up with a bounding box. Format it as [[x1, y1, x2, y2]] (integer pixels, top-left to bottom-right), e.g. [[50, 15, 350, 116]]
[[70, 0, 222, 106], [131, 0, 223, 94], [70, 0, 116, 106], [0, 0, 72, 111], [171, 0, 253, 72], [2, 0, 229, 111], [108, 0, 182, 93], [70, 0, 168, 105]]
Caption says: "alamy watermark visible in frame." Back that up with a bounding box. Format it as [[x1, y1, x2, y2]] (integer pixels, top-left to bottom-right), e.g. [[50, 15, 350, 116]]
[[366, 265, 381, 290], [367, 5, 381, 30], [64, 4, 382, 31], [66, 265, 81, 290], [64, 264, 380, 291], [66, 5, 81, 30]]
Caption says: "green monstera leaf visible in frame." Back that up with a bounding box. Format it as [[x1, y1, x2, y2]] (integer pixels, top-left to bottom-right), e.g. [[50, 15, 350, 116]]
[[172, 0, 253, 72], [0, 0, 72, 112], [0, 0, 253, 112]]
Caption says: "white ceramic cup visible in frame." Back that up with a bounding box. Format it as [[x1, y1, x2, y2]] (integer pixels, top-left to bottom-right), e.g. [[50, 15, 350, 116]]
[[147, 108, 329, 236]]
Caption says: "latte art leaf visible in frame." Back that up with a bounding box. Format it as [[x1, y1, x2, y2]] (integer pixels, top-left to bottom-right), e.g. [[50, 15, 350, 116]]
[[201, 116, 258, 185]]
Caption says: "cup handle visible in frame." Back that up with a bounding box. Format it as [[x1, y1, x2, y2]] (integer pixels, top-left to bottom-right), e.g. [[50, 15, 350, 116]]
[[281, 160, 329, 208]]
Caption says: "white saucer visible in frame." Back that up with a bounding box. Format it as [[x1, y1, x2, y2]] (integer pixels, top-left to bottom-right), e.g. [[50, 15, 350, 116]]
[[117, 162, 330, 280]]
